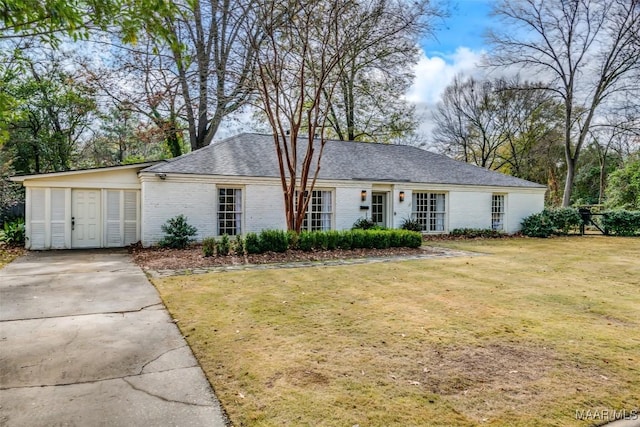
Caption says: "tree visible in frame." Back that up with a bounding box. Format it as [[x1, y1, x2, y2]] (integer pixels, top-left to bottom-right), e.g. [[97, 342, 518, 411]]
[[433, 75, 563, 174], [82, 37, 186, 158], [252, 0, 410, 232], [2, 52, 97, 174], [605, 154, 640, 210], [488, 0, 640, 206], [138, 0, 259, 151], [433, 75, 507, 169], [324, 0, 439, 143]]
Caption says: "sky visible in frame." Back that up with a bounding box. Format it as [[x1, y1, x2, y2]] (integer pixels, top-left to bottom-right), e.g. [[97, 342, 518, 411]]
[[407, 0, 495, 142]]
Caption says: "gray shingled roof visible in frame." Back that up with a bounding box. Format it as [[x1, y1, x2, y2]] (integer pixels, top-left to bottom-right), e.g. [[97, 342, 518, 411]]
[[143, 133, 545, 188]]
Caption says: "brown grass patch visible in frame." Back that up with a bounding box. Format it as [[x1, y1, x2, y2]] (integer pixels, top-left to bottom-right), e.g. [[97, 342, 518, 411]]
[[152, 236, 640, 426], [0, 245, 25, 269]]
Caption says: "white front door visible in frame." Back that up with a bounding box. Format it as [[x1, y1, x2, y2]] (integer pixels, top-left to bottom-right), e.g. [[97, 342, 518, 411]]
[[72, 189, 101, 248]]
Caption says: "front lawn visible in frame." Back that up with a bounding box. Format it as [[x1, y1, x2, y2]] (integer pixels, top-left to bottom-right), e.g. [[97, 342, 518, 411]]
[[152, 236, 640, 426]]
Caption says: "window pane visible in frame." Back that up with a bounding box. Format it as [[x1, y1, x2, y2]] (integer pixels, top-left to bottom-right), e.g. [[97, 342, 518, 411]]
[[218, 188, 242, 235]]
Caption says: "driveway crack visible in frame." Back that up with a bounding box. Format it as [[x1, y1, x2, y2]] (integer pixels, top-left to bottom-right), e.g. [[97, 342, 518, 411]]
[[0, 303, 165, 323], [122, 377, 213, 407], [139, 345, 189, 374]]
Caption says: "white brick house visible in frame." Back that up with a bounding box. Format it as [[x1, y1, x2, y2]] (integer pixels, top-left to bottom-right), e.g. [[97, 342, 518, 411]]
[[12, 133, 546, 249]]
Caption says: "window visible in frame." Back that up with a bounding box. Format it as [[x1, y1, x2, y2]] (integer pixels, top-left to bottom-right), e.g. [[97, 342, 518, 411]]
[[218, 188, 242, 235], [297, 190, 333, 231], [412, 192, 446, 232], [492, 194, 505, 231]]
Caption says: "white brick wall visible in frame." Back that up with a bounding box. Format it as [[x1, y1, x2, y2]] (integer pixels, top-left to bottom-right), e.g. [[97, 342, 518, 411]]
[[392, 188, 412, 228], [141, 178, 545, 245], [506, 191, 545, 233], [244, 184, 286, 233], [335, 187, 369, 230], [141, 180, 216, 246], [449, 191, 493, 230]]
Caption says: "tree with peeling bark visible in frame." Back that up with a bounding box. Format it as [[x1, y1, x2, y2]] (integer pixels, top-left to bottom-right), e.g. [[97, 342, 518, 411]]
[[251, 0, 405, 232], [488, 0, 640, 206]]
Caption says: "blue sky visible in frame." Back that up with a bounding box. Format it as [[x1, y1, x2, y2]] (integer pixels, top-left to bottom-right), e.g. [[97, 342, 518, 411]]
[[423, 0, 493, 57], [405, 0, 495, 141]]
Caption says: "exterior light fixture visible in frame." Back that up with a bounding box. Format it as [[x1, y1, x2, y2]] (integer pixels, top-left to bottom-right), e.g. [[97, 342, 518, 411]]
[[399, 191, 405, 202], [361, 190, 367, 202]]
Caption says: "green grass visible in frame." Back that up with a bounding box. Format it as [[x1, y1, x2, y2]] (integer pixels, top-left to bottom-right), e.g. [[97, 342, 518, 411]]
[[152, 236, 640, 426]]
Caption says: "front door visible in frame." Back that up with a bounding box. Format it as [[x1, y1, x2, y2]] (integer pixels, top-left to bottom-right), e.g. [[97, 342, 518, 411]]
[[371, 192, 387, 227], [72, 189, 101, 248]]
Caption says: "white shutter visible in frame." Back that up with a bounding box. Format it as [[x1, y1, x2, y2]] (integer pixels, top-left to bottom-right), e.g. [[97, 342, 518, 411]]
[[123, 191, 138, 245], [50, 189, 66, 248], [30, 189, 46, 249], [106, 190, 121, 247]]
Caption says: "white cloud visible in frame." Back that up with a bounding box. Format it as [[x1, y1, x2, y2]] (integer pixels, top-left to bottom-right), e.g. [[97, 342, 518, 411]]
[[406, 47, 486, 147], [407, 47, 486, 105]]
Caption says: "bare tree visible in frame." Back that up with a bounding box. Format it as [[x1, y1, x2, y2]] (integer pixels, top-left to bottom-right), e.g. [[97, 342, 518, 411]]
[[82, 37, 186, 157], [141, 0, 259, 151], [488, 0, 640, 206], [433, 75, 509, 169], [325, 0, 440, 143]]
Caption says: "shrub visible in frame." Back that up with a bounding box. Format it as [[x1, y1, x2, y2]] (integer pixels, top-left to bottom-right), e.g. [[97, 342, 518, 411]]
[[521, 208, 582, 238], [521, 212, 555, 238], [159, 215, 197, 249], [1, 218, 25, 246], [287, 231, 299, 250], [370, 230, 390, 249], [325, 230, 340, 250], [394, 230, 422, 248], [313, 231, 329, 250], [351, 229, 367, 248], [450, 228, 503, 238], [400, 217, 423, 232], [336, 231, 353, 250], [218, 234, 231, 255], [259, 229, 289, 253], [233, 234, 245, 255], [601, 210, 640, 236], [202, 237, 216, 257], [299, 231, 314, 251], [245, 232, 261, 254], [352, 217, 376, 230], [545, 208, 581, 235]]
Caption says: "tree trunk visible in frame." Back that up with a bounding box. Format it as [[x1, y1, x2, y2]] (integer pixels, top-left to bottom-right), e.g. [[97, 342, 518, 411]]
[[562, 156, 576, 207]]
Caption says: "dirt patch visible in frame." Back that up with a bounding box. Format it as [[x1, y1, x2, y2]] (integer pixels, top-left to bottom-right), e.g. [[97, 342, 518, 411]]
[[419, 343, 553, 395], [130, 245, 435, 271]]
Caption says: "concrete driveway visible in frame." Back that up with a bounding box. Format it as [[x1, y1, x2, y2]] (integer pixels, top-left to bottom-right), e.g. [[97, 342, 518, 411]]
[[0, 250, 227, 427]]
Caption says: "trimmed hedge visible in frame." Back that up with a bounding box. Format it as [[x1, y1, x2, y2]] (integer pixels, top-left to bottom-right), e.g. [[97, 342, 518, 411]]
[[243, 228, 422, 253], [602, 210, 640, 236], [258, 229, 289, 253]]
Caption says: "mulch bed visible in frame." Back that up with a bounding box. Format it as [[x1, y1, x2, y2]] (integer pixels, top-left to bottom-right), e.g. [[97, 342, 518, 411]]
[[130, 244, 435, 271]]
